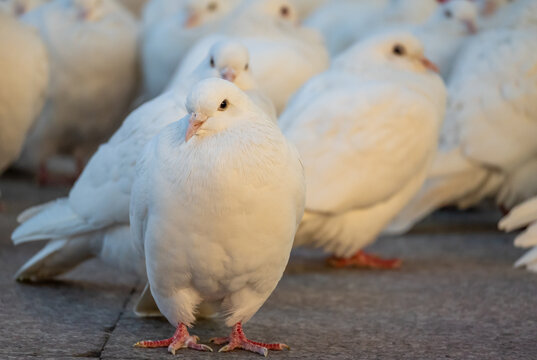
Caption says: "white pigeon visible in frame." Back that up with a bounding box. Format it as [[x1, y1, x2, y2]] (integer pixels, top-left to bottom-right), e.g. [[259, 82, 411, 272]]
[[413, 0, 478, 79], [14, 0, 139, 181], [0, 13, 48, 175], [176, 0, 329, 114], [141, 0, 242, 98], [0, 0, 49, 16], [387, 27, 537, 234], [499, 196, 537, 273], [11, 40, 272, 284], [168, 40, 277, 121], [280, 32, 446, 268], [131, 78, 305, 356]]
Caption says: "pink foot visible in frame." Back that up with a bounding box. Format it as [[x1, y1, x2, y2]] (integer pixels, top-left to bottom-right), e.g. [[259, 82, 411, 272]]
[[134, 323, 212, 354], [211, 322, 289, 356], [327, 250, 402, 270]]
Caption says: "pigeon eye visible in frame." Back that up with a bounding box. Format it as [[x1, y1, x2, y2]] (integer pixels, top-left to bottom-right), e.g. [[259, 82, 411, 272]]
[[280, 6, 290, 17], [218, 99, 228, 111], [244, 63, 249, 71], [207, 2, 217, 11], [392, 44, 406, 56], [444, 9, 452, 18], [210, 57, 215, 67]]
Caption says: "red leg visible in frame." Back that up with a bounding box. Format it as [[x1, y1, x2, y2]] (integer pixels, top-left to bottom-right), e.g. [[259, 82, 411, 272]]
[[211, 322, 289, 356], [134, 323, 212, 354], [327, 250, 402, 270]]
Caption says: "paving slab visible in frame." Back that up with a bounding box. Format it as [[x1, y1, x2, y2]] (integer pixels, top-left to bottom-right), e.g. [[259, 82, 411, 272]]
[[1, 175, 536, 359]]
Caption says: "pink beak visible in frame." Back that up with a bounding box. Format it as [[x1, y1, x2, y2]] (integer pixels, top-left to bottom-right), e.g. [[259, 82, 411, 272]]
[[184, 13, 200, 28], [220, 67, 236, 82], [185, 113, 207, 142], [463, 19, 478, 34], [421, 57, 440, 73]]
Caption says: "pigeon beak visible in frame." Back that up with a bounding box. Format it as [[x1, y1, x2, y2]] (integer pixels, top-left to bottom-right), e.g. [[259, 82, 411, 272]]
[[220, 67, 237, 82], [421, 57, 440, 73], [463, 19, 477, 34], [184, 12, 200, 28], [185, 113, 208, 142]]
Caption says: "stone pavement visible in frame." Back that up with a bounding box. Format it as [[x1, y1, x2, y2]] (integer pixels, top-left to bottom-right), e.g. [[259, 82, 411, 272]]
[[1, 174, 536, 359]]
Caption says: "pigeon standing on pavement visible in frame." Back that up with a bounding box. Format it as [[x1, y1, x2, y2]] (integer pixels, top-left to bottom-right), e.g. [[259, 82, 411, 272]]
[[131, 78, 305, 356], [15, 0, 139, 182], [0, 13, 49, 176], [11, 40, 274, 285], [280, 32, 446, 268]]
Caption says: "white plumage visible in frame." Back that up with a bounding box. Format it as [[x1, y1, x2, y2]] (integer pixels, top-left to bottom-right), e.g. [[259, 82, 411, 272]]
[[130, 78, 304, 355], [413, 0, 478, 79], [176, 0, 329, 114], [0, 13, 48, 175], [280, 32, 446, 265], [11, 40, 274, 285], [388, 27, 537, 234], [15, 0, 139, 175], [141, 0, 242, 98]]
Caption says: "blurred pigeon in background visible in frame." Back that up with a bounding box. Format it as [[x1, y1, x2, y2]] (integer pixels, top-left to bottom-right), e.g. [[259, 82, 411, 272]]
[[280, 32, 446, 268], [14, 0, 139, 183]]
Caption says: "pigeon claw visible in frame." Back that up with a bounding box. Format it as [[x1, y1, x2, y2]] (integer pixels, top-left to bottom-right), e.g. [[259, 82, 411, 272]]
[[327, 250, 402, 270], [214, 322, 289, 357], [134, 323, 212, 354]]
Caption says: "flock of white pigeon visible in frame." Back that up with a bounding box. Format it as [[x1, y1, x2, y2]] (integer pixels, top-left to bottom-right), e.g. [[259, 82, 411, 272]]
[[1, 0, 537, 355]]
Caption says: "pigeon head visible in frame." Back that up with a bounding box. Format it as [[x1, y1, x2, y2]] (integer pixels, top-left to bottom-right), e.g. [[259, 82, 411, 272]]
[[429, 0, 479, 34], [338, 32, 440, 75], [183, 0, 240, 28], [206, 40, 254, 89], [184, 78, 255, 142]]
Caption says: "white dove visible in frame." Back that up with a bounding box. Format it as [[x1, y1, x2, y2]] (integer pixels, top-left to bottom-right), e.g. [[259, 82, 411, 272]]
[[141, 0, 242, 98], [168, 40, 276, 121], [131, 78, 305, 356], [499, 196, 537, 273], [0, 13, 48, 176], [176, 0, 329, 114], [387, 27, 537, 234], [414, 0, 478, 79], [14, 0, 139, 182], [280, 32, 446, 269], [0, 0, 49, 16], [11, 40, 272, 283]]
